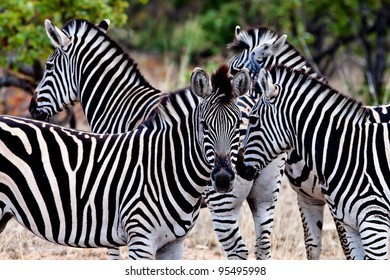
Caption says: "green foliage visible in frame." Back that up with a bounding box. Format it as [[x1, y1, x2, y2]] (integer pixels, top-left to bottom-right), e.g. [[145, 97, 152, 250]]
[[123, 0, 387, 105], [128, 1, 245, 62], [131, 15, 208, 63], [198, 2, 244, 54], [0, 0, 128, 69], [1, 0, 387, 105]]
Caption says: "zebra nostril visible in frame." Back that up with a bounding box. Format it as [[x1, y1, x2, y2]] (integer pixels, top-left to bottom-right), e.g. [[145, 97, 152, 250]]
[[29, 98, 50, 121], [212, 167, 235, 193]]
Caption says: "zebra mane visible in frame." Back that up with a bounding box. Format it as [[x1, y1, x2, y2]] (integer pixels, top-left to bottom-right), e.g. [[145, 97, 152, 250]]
[[228, 26, 326, 82], [139, 87, 190, 128], [211, 64, 234, 104], [157, 64, 234, 108], [269, 65, 368, 118], [157, 64, 233, 107], [227, 26, 278, 51], [61, 19, 156, 90], [141, 65, 235, 127]]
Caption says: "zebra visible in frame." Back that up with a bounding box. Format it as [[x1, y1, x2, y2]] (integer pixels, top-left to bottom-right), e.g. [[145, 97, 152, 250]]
[[225, 25, 390, 259], [221, 26, 328, 260], [29, 18, 163, 259], [0, 64, 250, 260], [237, 65, 390, 260], [29, 18, 255, 260], [30, 19, 162, 133], [228, 26, 326, 82]]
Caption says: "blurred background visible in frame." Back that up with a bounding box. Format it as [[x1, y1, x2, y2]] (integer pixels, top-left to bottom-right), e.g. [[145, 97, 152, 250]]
[[0, 0, 388, 259], [1, 0, 389, 117]]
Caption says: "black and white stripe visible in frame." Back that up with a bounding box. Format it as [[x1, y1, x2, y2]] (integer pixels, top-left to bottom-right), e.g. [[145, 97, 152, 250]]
[[30, 19, 162, 133], [30, 18, 164, 259], [239, 66, 390, 260], [228, 26, 325, 82], [1, 65, 249, 259], [30, 18, 257, 260], [223, 26, 327, 259], [226, 26, 390, 259]]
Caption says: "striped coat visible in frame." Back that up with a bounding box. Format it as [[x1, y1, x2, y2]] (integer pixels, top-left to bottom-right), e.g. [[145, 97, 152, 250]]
[[239, 66, 390, 259]]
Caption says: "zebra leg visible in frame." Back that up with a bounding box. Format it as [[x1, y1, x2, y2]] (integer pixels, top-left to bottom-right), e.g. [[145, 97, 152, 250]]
[[127, 234, 157, 259], [284, 150, 325, 259], [359, 213, 389, 260], [202, 180, 252, 260], [156, 237, 185, 260], [334, 219, 364, 259], [246, 154, 285, 260], [296, 192, 325, 259], [107, 247, 121, 260]]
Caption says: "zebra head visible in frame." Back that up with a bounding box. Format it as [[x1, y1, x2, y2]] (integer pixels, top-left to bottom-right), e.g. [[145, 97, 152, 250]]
[[30, 19, 110, 121], [228, 26, 287, 81], [191, 65, 250, 193], [237, 68, 291, 181]]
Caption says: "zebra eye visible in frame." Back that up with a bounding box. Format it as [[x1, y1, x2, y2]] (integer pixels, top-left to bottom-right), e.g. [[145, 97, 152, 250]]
[[200, 120, 207, 128]]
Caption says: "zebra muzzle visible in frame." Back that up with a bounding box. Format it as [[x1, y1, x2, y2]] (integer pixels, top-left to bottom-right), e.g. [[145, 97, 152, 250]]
[[211, 168, 235, 193], [211, 155, 235, 193], [29, 97, 50, 121]]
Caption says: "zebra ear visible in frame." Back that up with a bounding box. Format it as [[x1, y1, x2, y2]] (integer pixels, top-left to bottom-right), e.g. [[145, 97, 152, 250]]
[[96, 19, 110, 33], [45, 19, 70, 48], [191, 67, 211, 98], [271, 34, 287, 54], [235, 25, 241, 37], [259, 69, 278, 99], [261, 34, 287, 57], [232, 68, 250, 98]]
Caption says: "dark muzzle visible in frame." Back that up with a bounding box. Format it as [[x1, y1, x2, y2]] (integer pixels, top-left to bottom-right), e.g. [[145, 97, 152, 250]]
[[211, 155, 235, 193], [29, 97, 49, 121]]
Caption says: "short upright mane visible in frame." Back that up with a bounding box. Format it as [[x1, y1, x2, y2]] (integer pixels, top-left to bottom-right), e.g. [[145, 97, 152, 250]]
[[228, 26, 325, 82], [269, 65, 368, 118], [228, 26, 279, 51], [157, 64, 234, 108], [211, 64, 234, 104]]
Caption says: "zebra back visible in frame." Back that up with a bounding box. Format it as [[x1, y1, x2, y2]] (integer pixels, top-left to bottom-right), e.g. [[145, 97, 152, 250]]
[[31, 19, 162, 133]]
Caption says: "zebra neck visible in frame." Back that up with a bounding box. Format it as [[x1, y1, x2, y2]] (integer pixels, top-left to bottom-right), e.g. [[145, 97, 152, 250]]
[[269, 43, 324, 81], [143, 90, 213, 190], [290, 89, 367, 185], [78, 41, 161, 134]]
